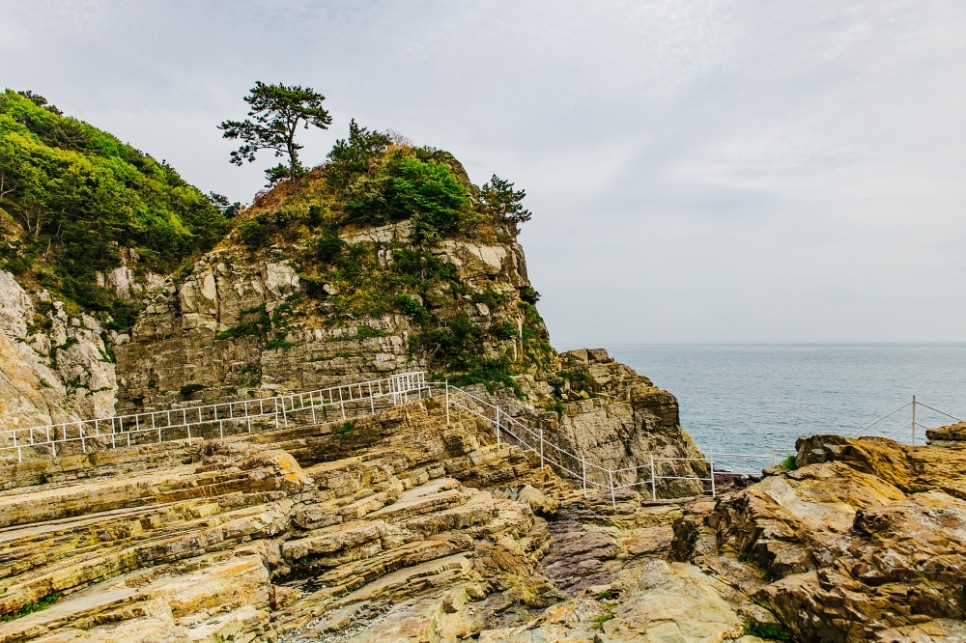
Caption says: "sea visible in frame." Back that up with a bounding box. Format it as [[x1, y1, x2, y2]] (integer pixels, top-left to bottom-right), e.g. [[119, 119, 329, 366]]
[[608, 344, 966, 472]]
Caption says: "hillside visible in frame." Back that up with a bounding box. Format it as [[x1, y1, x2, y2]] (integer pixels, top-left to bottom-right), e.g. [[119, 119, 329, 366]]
[[0, 89, 228, 427], [0, 89, 228, 327]]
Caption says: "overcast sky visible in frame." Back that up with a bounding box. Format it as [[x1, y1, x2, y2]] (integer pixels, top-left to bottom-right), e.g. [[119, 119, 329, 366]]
[[3, 1, 966, 346]]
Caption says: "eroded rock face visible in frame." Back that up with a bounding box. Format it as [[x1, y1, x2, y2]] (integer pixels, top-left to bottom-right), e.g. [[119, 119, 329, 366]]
[[535, 348, 708, 497], [674, 435, 966, 642], [0, 270, 117, 437]]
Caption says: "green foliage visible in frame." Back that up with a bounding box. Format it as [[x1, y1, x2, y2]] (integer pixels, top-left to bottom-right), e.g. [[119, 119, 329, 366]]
[[495, 322, 517, 340], [412, 311, 480, 370], [478, 174, 532, 229], [780, 455, 798, 471], [216, 305, 270, 340], [519, 286, 540, 305], [306, 204, 324, 227], [237, 209, 301, 249], [355, 325, 388, 340], [335, 421, 354, 438], [744, 621, 791, 640], [590, 613, 615, 631], [179, 383, 204, 399], [237, 220, 266, 248], [394, 293, 430, 323], [470, 290, 507, 308], [342, 149, 476, 242], [315, 233, 345, 263], [0, 89, 226, 322], [265, 338, 295, 350], [1, 593, 61, 622], [325, 119, 391, 192], [219, 81, 332, 184]]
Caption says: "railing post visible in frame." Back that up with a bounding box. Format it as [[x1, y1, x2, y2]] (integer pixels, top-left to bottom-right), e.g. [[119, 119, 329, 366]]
[[911, 394, 917, 446], [187, 424, 192, 445], [709, 450, 716, 497], [608, 470, 616, 507], [771, 447, 776, 466], [339, 387, 346, 420], [368, 382, 375, 414], [79, 422, 86, 454], [219, 420, 224, 439], [539, 428, 544, 470], [14, 432, 21, 464], [581, 457, 587, 496], [649, 454, 657, 501], [282, 396, 289, 427], [496, 407, 501, 445], [445, 382, 450, 425]]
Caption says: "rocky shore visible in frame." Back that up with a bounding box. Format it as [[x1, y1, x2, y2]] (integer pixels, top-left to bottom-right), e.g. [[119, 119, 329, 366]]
[[0, 391, 963, 641]]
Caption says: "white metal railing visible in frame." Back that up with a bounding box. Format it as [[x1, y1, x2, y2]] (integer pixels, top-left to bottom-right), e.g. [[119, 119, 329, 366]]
[[436, 383, 961, 506], [435, 382, 797, 505], [850, 395, 963, 445], [0, 372, 429, 463]]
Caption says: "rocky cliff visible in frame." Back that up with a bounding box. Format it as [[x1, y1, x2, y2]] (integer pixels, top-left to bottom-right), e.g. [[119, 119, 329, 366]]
[[3, 392, 960, 641], [110, 143, 706, 494]]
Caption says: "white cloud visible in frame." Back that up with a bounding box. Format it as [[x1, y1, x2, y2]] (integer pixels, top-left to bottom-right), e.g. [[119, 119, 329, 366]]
[[2, 0, 966, 344]]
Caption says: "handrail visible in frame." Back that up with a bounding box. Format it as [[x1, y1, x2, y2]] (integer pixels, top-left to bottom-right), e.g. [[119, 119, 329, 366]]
[[1, 371, 429, 463], [437, 382, 960, 506]]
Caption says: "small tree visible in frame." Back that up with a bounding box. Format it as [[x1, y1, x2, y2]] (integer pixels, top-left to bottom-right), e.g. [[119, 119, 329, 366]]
[[478, 175, 532, 231], [219, 82, 332, 184]]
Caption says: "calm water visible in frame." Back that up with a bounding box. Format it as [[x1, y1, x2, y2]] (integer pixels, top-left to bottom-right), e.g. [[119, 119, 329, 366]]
[[608, 344, 966, 468]]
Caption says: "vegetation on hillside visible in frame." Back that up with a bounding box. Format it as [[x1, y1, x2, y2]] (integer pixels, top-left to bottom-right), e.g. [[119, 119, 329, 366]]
[[0, 89, 228, 330], [231, 118, 548, 387]]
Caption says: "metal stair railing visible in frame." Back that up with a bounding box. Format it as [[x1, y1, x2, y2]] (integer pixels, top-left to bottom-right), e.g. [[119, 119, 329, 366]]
[[1, 371, 429, 463], [437, 382, 957, 506]]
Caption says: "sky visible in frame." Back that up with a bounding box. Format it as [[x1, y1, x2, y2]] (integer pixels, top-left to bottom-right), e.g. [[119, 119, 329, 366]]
[[3, 0, 966, 347]]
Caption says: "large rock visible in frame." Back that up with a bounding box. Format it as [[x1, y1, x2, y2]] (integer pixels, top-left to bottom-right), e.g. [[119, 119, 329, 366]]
[[675, 435, 966, 642], [0, 270, 117, 441]]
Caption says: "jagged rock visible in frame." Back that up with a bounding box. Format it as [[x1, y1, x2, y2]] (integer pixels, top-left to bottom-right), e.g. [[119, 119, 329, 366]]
[[926, 421, 966, 447], [674, 435, 966, 642]]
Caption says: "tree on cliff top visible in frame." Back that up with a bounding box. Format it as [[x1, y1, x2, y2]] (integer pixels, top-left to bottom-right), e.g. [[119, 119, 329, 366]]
[[479, 175, 531, 231], [219, 82, 332, 185]]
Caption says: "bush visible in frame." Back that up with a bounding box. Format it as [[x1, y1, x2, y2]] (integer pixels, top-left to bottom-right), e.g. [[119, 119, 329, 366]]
[[238, 219, 267, 249], [519, 286, 540, 304], [315, 233, 344, 263], [495, 322, 517, 340], [179, 383, 204, 399]]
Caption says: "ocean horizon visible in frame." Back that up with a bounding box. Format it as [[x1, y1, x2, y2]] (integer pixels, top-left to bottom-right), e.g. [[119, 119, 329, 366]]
[[605, 343, 966, 470]]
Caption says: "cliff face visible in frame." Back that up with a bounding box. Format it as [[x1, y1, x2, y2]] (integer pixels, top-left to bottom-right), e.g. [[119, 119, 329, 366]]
[[115, 219, 539, 410], [0, 270, 117, 430], [113, 185, 704, 494]]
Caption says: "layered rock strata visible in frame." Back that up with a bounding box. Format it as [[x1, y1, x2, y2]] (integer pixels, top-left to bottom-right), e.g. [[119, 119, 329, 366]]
[[673, 434, 966, 642]]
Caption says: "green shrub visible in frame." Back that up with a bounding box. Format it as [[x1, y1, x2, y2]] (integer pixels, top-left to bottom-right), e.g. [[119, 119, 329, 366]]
[[519, 286, 540, 304], [780, 455, 798, 471], [238, 219, 268, 249], [315, 233, 344, 263], [495, 322, 517, 340], [180, 383, 204, 399], [744, 621, 791, 640], [355, 325, 388, 340], [470, 290, 507, 308], [1, 593, 61, 622]]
